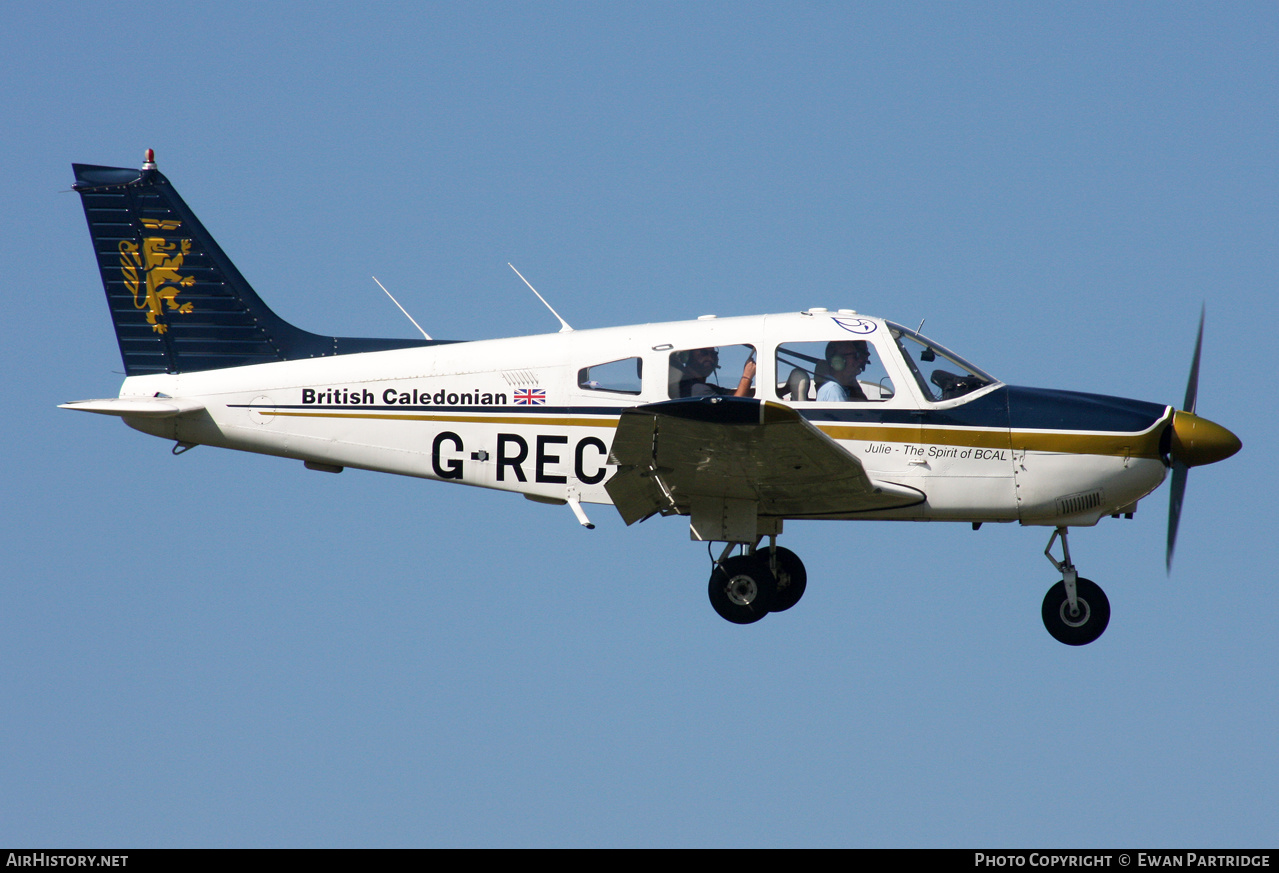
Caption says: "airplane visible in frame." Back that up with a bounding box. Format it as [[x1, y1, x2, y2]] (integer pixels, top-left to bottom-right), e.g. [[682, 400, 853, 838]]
[[62, 151, 1241, 645]]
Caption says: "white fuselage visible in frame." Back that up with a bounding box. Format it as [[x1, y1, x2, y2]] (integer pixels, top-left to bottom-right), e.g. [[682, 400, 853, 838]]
[[110, 311, 1169, 529]]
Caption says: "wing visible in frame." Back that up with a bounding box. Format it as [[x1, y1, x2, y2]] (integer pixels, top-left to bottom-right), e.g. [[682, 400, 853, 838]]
[[604, 396, 923, 525]]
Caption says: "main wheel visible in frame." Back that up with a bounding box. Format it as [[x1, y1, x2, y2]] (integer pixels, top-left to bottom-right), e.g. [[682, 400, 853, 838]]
[[1041, 577, 1110, 646], [708, 554, 777, 624], [766, 547, 807, 612]]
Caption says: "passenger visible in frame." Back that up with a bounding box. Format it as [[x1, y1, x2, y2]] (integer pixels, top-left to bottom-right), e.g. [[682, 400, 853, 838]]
[[816, 341, 870, 402], [677, 347, 756, 398]]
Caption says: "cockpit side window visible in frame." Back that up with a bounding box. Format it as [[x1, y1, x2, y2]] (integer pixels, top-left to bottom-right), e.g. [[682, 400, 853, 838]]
[[775, 340, 895, 402], [578, 357, 643, 395], [890, 328, 993, 402]]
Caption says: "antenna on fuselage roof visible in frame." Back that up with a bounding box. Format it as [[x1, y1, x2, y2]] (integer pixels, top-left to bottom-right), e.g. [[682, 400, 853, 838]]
[[508, 263, 573, 332], [372, 276, 432, 340]]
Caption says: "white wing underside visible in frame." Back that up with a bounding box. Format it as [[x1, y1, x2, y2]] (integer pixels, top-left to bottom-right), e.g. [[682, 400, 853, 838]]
[[604, 397, 923, 526]]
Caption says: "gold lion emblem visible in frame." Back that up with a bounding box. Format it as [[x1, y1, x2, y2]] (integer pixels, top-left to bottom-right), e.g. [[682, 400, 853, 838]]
[[119, 218, 195, 334]]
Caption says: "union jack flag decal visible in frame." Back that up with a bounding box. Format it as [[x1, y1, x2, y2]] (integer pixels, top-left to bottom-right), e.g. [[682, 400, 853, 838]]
[[513, 387, 546, 405]]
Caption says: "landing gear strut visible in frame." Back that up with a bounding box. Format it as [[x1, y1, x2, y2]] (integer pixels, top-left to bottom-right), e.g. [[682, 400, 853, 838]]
[[707, 538, 807, 624], [767, 546, 807, 613], [1041, 527, 1110, 646]]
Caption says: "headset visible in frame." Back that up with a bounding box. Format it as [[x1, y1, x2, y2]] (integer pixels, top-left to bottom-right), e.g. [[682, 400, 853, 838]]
[[674, 347, 721, 372], [825, 341, 870, 374]]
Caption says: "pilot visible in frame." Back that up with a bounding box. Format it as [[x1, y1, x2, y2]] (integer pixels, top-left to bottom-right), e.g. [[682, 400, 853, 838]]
[[816, 340, 870, 402], [677, 347, 756, 398]]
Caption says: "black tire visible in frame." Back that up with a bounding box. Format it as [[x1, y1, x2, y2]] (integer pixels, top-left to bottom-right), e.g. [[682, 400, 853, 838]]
[[708, 554, 777, 624], [766, 547, 807, 612], [1041, 577, 1110, 646]]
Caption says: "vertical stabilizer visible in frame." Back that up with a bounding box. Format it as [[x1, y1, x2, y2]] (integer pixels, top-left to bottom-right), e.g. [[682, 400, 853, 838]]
[[72, 152, 439, 375]]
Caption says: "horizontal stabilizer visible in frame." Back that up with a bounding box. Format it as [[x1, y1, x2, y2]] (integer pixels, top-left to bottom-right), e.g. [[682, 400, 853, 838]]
[[59, 397, 205, 418]]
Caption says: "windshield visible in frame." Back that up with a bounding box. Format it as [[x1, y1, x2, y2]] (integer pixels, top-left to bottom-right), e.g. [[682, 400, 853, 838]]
[[886, 322, 997, 402]]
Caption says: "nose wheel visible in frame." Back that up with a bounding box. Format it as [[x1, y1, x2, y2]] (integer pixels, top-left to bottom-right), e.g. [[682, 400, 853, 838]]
[[1042, 577, 1110, 646], [1041, 527, 1110, 645]]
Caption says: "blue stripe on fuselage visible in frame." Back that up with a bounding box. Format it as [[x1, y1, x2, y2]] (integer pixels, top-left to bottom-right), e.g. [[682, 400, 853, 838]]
[[1002, 386, 1166, 433], [801, 385, 1166, 434]]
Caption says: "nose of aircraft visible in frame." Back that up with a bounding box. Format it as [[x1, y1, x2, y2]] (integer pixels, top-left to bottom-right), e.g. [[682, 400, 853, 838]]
[[1168, 410, 1242, 468]]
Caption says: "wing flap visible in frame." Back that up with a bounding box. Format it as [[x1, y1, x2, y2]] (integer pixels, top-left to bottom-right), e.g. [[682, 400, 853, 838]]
[[605, 397, 922, 524]]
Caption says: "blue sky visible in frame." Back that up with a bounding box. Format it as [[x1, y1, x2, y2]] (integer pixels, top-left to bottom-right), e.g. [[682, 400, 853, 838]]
[[2, 2, 1275, 847]]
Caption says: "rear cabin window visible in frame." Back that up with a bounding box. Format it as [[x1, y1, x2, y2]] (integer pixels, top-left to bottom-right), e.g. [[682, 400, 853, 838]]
[[775, 340, 895, 402], [578, 357, 643, 395], [667, 345, 757, 399]]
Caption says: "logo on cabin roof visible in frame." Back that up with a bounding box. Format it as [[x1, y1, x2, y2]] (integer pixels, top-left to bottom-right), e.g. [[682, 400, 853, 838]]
[[832, 317, 876, 335]]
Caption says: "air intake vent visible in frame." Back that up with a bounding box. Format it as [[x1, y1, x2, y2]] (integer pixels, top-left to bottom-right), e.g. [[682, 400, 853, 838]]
[[1057, 490, 1103, 517]]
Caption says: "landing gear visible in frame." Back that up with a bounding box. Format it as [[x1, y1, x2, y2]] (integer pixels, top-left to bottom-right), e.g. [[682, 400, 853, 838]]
[[708, 554, 776, 624], [1042, 577, 1110, 646], [767, 546, 807, 613], [707, 541, 807, 624], [1041, 527, 1110, 645]]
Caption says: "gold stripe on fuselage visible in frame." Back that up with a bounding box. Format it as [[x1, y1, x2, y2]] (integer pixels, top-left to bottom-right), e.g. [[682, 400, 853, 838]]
[[821, 421, 1164, 459], [1010, 427, 1163, 459], [264, 409, 620, 429]]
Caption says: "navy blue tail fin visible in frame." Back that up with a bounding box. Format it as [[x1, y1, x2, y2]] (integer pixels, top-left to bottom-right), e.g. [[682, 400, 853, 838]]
[[73, 153, 440, 376]]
